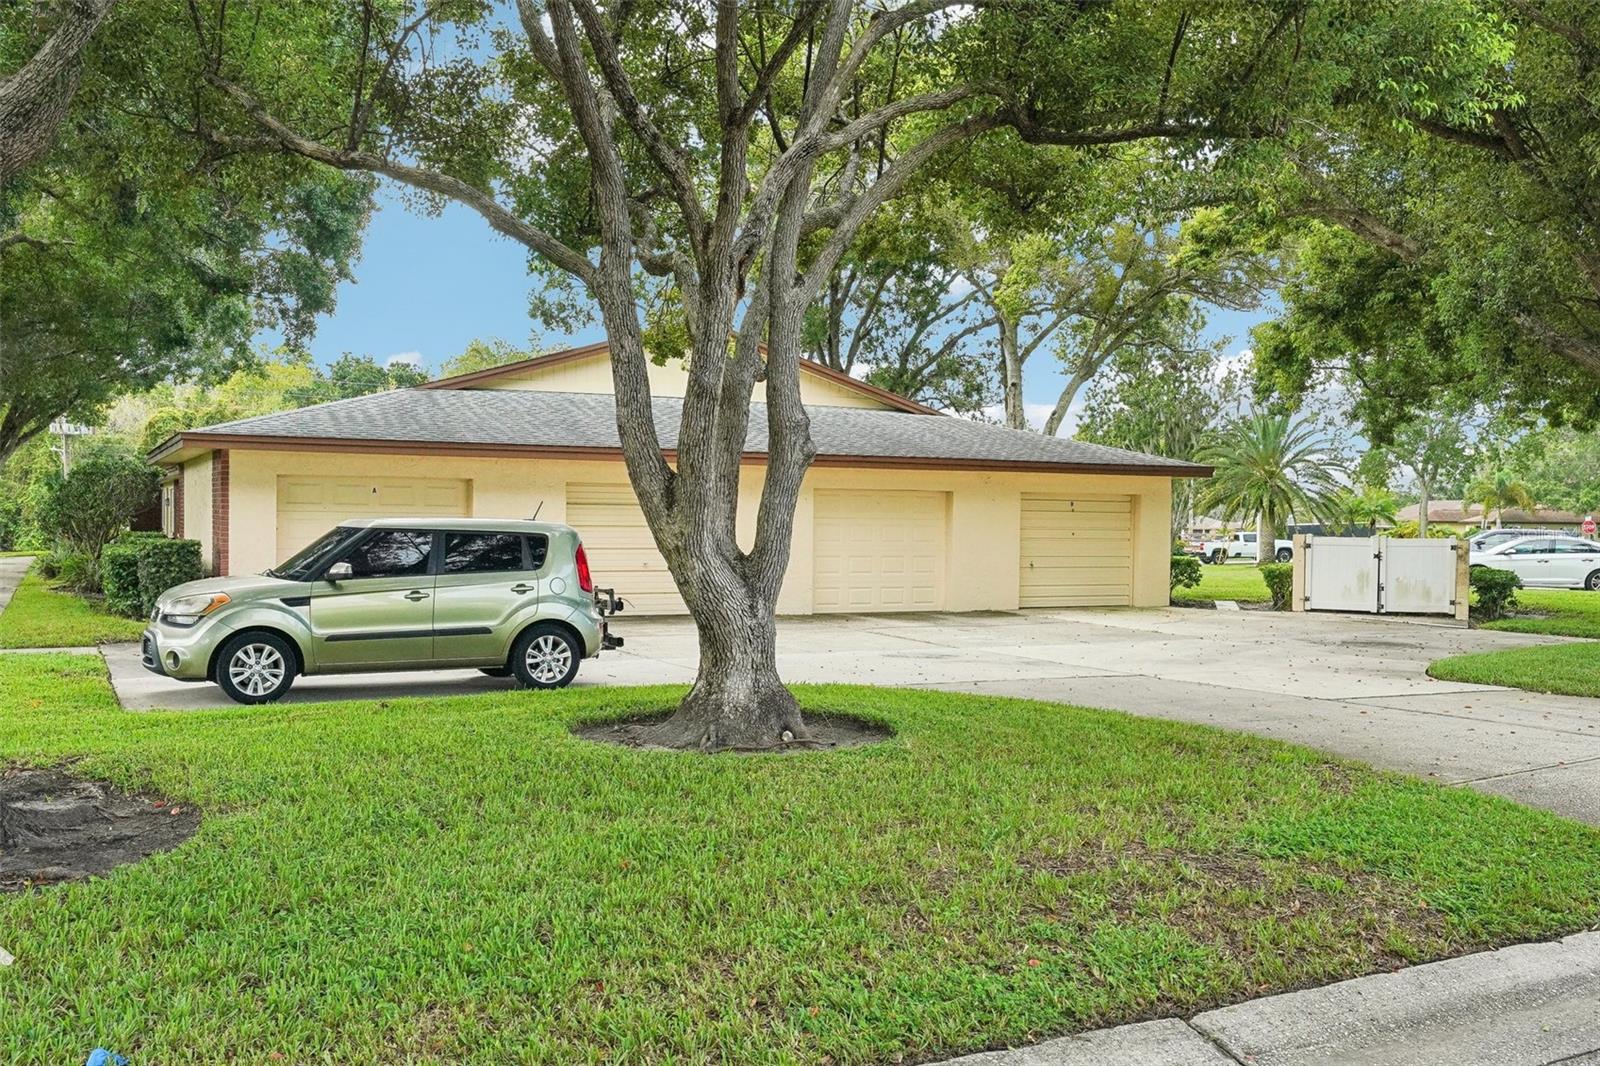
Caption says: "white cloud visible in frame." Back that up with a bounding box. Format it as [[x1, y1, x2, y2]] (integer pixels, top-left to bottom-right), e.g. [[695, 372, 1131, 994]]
[[386, 351, 423, 368]]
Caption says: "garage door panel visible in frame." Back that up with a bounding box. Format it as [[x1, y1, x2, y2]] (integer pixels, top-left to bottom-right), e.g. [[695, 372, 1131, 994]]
[[275, 475, 470, 562], [813, 490, 946, 614], [566, 482, 685, 615], [1019, 493, 1133, 608]]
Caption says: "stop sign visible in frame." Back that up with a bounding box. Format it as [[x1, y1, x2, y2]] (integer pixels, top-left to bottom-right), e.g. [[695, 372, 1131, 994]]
[[1585, 516, 1596, 537]]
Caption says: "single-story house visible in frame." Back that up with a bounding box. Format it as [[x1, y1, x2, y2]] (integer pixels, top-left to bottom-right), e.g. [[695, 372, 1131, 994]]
[[150, 342, 1209, 615], [1395, 500, 1592, 534]]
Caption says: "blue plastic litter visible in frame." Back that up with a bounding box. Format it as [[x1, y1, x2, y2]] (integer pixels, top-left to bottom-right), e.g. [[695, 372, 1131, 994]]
[[85, 1051, 127, 1066]]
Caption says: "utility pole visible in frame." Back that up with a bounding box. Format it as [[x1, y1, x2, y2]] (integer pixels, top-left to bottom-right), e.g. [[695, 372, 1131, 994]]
[[48, 419, 90, 475]]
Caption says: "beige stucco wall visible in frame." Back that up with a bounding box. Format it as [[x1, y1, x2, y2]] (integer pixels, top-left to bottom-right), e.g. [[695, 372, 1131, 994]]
[[181, 455, 214, 574], [220, 448, 1174, 612], [479, 351, 886, 409]]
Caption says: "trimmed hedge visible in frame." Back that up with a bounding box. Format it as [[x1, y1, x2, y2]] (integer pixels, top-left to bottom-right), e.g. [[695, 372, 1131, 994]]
[[1170, 554, 1202, 591], [1469, 565, 1521, 622], [1260, 562, 1294, 611], [136, 538, 203, 616], [101, 532, 170, 618], [97, 535, 202, 618]]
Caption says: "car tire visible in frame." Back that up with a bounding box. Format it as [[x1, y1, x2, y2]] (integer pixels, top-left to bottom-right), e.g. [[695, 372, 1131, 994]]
[[479, 667, 510, 678], [215, 631, 296, 705], [510, 623, 581, 690], [1587, 570, 1600, 592], [1275, 548, 1293, 562], [1210, 550, 1227, 565]]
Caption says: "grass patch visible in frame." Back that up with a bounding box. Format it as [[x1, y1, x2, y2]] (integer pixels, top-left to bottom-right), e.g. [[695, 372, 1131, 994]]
[[0, 570, 146, 649], [3, 655, 1600, 1063], [1482, 587, 1600, 639], [1171, 563, 1271, 605], [1430, 642, 1600, 698]]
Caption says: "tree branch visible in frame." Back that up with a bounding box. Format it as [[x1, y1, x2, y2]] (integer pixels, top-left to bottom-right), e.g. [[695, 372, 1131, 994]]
[[569, 0, 708, 254], [203, 72, 597, 284]]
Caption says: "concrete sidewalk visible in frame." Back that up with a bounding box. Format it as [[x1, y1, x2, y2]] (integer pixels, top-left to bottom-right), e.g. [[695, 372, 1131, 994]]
[[0, 554, 31, 614], [940, 930, 1600, 1065]]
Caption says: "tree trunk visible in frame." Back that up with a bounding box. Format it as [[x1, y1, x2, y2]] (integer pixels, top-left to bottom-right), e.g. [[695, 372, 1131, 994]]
[[642, 577, 807, 750], [999, 314, 1025, 429], [0, 0, 118, 182], [1256, 510, 1272, 565], [1417, 478, 1430, 538]]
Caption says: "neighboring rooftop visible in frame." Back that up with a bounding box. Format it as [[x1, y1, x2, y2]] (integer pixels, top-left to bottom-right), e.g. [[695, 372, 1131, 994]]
[[151, 387, 1211, 477], [1396, 500, 1591, 526]]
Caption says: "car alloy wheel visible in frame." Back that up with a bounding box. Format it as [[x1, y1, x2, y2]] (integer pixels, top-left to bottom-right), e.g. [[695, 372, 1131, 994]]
[[228, 642, 287, 698], [524, 633, 573, 685], [1588, 570, 1600, 592]]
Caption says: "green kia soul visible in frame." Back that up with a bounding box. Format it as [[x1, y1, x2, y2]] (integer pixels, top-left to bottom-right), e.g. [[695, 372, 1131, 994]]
[[141, 518, 622, 704]]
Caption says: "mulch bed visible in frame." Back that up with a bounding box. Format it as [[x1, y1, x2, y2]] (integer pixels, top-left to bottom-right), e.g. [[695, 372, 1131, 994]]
[[1, 766, 199, 891], [574, 712, 891, 753]]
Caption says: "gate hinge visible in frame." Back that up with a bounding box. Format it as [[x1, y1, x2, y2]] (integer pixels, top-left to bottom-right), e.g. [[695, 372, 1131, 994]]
[[1449, 542, 1461, 552], [1373, 552, 1383, 560]]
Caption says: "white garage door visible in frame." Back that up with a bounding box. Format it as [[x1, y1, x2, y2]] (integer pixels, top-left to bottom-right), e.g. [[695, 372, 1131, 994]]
[[276, 475, 470, 561], [813, 490, 946, 613], [1019, 494, 1132, 607], [565, 482, 686, 615]]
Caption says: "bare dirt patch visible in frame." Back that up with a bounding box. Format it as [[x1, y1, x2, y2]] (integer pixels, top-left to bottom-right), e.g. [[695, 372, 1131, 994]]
[[1, 766, 199, 890], [574, 712, 892, 753]]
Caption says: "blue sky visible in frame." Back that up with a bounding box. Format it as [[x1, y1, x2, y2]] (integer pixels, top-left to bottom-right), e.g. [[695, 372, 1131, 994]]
[[275, 185, 1272, 432]]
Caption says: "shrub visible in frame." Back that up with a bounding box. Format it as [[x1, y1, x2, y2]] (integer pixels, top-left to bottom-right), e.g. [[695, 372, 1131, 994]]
[[49, 551, 97, 591], [1260, 562, 1294, 610], [1170, 554, 1202, 591], [1470, 566, 1522, 622], [32, 449, 161, 590], [135, 538, 203, 615], [101, 532, 168, 618], [0, 495, 21, 551], [1387, 520, 1459, 539]]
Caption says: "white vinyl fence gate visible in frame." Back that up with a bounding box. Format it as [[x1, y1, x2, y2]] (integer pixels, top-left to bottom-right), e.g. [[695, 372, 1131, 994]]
[[1294, 535, 1467, 622]]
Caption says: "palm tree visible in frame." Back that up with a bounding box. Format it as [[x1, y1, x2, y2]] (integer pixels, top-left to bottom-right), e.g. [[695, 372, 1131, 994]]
[[1464, 471, 1536, 528], [1335, 485, 1400, 532], [1198, 412, 1345, 564]]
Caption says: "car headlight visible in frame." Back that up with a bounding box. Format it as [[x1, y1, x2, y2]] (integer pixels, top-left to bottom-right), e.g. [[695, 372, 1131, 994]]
[[162, 592, 231, 626]]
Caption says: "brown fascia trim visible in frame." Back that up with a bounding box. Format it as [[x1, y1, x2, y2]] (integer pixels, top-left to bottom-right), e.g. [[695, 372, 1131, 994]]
[[154, 431, 1214, 479], [417, 338, 942, 416]]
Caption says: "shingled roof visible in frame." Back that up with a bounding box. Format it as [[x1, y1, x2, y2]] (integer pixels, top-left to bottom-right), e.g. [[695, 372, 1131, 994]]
[[150, 388, 1211, 477]]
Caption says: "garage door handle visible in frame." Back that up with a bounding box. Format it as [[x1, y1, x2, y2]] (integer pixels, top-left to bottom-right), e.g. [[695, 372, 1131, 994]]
[[404, 590, 430, 601], [511, 583, 536, 594]]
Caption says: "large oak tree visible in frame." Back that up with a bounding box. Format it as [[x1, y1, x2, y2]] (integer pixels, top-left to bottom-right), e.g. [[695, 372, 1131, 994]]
[[182, 0, 1384, 749]]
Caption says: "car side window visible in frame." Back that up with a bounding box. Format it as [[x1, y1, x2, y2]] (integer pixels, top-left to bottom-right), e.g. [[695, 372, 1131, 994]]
[[1242, 533, 1257, 543], [442, 532, 525, 574], [342, 530, 433, 578], [527, 535, 549, 569], [1509, 539, 1554, 555]]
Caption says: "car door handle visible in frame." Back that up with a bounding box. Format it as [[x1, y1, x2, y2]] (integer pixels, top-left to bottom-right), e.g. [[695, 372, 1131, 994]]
[[404, 590, 431, 601], [510, 583, 536, 594]]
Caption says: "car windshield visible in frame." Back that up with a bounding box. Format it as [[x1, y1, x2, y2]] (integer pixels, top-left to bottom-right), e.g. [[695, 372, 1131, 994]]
[[269, 526, 363, 580]]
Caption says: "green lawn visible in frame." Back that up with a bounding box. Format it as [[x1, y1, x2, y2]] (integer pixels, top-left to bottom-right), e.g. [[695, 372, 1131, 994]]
[[1482, 587, 1600, 639], [4, 656, 1600, 1063], [1430, 642, 1600, 698], [1171, 562, 1271, 604], [0, 570, 146, 648]]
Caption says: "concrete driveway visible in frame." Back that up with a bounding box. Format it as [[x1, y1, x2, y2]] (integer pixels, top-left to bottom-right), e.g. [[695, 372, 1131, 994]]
[[101, 603, 1600, 823]]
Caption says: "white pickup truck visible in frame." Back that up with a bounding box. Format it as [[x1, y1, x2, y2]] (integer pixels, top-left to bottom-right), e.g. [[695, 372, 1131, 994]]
[[1186, 531, 1294, 563]]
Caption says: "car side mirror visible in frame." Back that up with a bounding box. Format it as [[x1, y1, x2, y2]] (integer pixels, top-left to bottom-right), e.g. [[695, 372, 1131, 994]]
[[324, 561, 353, 583]]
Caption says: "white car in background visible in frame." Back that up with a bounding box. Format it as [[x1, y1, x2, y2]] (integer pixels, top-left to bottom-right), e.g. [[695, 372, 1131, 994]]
[[1469, 534, 1600, 590]]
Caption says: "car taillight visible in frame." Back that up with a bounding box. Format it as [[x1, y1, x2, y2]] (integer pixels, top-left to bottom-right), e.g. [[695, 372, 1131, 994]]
[[575, 542, 594, 593]]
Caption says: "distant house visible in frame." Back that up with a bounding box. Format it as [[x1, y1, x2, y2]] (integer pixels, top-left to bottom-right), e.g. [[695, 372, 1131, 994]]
[[1394, 499, 1590, 533]]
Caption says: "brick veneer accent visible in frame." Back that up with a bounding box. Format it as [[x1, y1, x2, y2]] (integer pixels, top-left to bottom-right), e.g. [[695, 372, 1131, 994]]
[[173, 474, 184, 538], [211, 450, 229, 575]]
